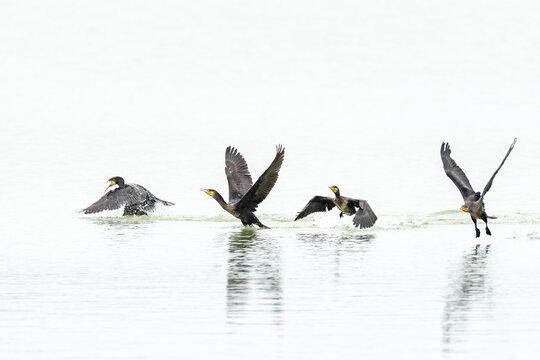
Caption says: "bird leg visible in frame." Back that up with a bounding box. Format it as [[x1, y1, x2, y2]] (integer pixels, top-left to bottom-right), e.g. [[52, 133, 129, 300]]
[[471, 216, 480, 238], [482, 213, 492, 236], [253, 218, 269, 229], [339, 212, 344, 218]]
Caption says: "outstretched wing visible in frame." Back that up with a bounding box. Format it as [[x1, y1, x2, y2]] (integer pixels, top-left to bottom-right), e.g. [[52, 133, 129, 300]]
[[81, 186, 141, 214], [236, 145, 285, 212], [440, 142, 476, 201], [294, 196, 335, 220], [225, 146, 253, 203], [481, 138, 517, 197], [350, 199, 377, 229]]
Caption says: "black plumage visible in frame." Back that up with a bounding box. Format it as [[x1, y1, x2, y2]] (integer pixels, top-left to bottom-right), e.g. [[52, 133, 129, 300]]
[[440, 138, 516, 237], [295, 186, 377, 229], [202, 145, 285, 228], [81, 176, 174, 216]]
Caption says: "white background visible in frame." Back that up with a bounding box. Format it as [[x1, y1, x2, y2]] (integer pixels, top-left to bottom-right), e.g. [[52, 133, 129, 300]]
[[0, 0, 538, 217]]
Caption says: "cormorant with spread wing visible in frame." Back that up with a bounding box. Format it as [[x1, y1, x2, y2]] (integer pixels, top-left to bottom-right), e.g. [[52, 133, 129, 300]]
[[295, 186, 377, 229], [201, 145, 285, 228], [440, 138, 517, 237], [81, 176, 174, 216]]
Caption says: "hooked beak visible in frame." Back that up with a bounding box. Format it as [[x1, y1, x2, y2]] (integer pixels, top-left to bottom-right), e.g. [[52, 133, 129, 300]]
[[200, 188, 212, 196], [328, 186, 336, 193], [103, 180, 115, 194]]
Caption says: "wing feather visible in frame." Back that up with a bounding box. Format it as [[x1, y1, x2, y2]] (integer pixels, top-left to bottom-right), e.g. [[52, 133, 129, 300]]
[[225, 146, 253, 203], [350, 199, 377, 229], [481, 138, 516, 197], [440, 142, 476, 200], [81, 186, 142, 214], [236, 145, 285, 212], [294, 196, 335, 220]]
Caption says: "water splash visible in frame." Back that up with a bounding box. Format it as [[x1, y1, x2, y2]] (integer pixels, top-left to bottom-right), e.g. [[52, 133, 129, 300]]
[[78, 209, 540, 230]]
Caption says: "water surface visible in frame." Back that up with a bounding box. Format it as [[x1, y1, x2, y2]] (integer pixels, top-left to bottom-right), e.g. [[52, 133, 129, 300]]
[[1, 214, 540, 359]]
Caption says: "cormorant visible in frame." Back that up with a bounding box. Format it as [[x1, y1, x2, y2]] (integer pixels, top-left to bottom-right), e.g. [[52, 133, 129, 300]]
[[295, 186, 377, 228], [440, 138, 517, 237], [201, 145, 285, 228], [81, 176, 174, 216]]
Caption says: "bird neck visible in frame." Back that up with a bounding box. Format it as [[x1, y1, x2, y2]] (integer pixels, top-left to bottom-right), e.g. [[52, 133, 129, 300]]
[[212, 191, 228, 209], [333, 190, 341, 198]]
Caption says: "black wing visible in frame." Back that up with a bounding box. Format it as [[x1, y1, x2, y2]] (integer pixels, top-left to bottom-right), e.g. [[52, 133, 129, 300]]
[[350, 199, 377, 229], [294, 196, 335, 220], [481, 138, 517, 197], [440, 142, 476, 200], [137, 184, 175, 206], [81, 185, 144, 214], [236, 145, 285, 212], [225, 146, 253, 203]]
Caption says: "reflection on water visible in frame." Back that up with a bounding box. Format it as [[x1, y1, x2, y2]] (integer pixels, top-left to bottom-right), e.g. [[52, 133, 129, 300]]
[[296, 232, 375, 280], [443, 244, 492, 352], [225, 228, 283, 327], [83, 217, 157, 241], [296, 232, 375, 249]]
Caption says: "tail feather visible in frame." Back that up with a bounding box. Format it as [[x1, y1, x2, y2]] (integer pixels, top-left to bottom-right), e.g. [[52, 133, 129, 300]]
[[157, 198, 175, 206]]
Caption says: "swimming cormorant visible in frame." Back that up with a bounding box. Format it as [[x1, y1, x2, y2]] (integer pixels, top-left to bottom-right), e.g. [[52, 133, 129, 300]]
[[440, 138, 517, 237], [295, 186, 377, 228], [81, 176, 174, 216], [201, 145, 285, 228]]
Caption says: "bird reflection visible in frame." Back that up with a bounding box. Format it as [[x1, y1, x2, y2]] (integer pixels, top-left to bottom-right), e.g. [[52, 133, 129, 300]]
[[84, 217, 156, 242], [226, 228, 283, 327], [442, 244, 492, 351], [296, 232, 375, 281]]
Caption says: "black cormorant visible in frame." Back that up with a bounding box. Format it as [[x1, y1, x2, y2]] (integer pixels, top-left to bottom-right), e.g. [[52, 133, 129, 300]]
[[201, 145, 285, 228], [440, 138, 517, 237], [81, 176, 174, 216], [295, 186, 377, 228]]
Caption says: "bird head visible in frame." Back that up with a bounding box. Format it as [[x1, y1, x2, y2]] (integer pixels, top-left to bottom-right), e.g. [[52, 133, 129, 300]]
[[201, 188, 217, 198], [104, 176, 125, 193], [329, 185, 339, 194], [460, 205, 469, 213]]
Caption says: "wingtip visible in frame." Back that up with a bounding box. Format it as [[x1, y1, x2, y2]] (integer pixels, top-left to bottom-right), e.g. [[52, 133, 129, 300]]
[[440, 141, 451, 157]]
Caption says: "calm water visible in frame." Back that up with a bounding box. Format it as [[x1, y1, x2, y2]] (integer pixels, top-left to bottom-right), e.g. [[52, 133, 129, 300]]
[[2, 0, 540, 358]]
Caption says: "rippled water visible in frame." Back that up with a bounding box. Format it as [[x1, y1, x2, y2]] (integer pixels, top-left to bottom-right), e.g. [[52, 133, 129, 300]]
[[2, 214, 540, 359]]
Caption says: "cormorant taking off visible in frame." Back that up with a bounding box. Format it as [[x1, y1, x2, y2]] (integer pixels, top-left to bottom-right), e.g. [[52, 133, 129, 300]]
[[201, 145, 285, 228], [440, 138, 517, 238], [81, 176, 174, 216], [295, 186, 377, 229]]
